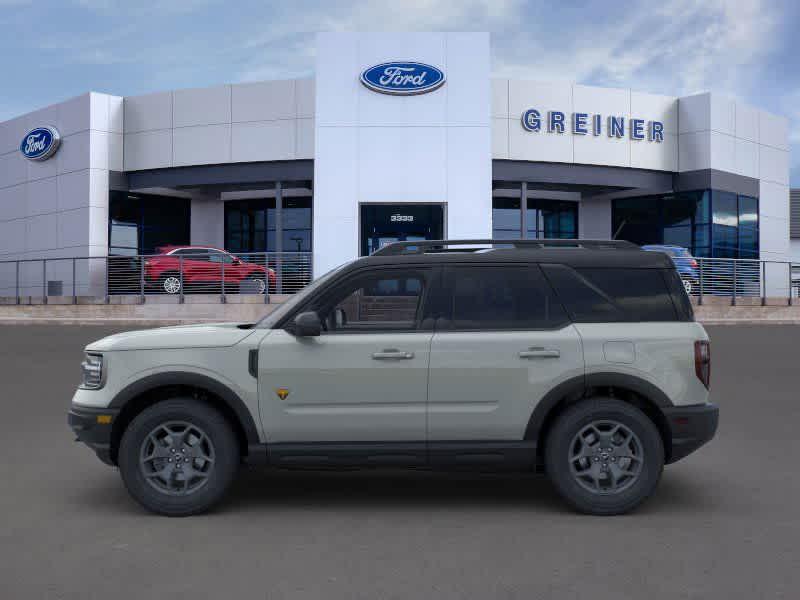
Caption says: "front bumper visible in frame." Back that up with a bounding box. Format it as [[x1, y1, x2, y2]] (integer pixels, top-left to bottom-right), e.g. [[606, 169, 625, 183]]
[[663, 403, 719, 463], [68, 405, 119, 466]]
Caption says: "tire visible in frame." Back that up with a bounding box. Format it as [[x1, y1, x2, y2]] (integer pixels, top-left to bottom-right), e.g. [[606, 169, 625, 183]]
[[244, 278, 267, 294], [118, 398, 239, 516], [159, 273, 182, 295], [544, 398, 664, 515]]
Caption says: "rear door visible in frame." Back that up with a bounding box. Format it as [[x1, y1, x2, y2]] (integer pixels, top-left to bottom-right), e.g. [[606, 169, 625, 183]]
[[427, 264, 584, 441]]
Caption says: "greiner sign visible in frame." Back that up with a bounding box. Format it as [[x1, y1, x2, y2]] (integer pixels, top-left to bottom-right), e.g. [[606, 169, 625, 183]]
[[521, 109, 664, 142]]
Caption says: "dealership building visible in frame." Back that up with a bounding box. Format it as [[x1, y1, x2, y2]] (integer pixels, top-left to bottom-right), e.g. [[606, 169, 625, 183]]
[[0, 32, 792, 293]]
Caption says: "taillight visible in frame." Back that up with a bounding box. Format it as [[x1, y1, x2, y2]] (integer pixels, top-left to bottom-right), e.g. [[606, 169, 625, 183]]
[[690, 259, 698, 268], [694, 340, 710, 389]]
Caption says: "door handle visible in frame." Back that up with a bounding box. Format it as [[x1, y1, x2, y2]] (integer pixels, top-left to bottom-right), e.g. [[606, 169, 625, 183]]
[[519, 348, 560, 359], [372, 350, 415, 360]]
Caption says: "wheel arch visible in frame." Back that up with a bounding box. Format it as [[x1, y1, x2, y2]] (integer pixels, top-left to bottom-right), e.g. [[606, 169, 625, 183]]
[[108, 372, 260, 465], [526, 373, 674, 465]]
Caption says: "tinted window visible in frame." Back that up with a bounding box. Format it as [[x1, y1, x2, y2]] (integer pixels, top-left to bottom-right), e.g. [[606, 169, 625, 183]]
[[444, 266, 567, 330], [543, 265, 678, 322], [318, 270, 427, 332], [173, 249, 210, 260], [661, 268, 694, 322], [208, 251, 235, 264], [542, 264, 624, 322]]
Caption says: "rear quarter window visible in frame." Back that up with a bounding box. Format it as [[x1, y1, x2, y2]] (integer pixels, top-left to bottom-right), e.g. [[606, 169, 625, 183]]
[[542, 264, 685, 322]]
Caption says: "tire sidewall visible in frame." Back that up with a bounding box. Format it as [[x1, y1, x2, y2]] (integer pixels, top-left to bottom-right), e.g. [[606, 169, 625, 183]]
[[545, 398, 664, 515], [118, 398, 239, 516]]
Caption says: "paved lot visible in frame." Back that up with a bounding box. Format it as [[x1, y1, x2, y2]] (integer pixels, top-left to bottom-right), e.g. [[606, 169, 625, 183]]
[[0, 324, 798, 599]]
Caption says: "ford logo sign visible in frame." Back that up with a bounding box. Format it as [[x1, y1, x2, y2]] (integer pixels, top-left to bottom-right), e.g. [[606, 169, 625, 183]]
[[360, 61, 445, 95], [20, 126, 61, 161]]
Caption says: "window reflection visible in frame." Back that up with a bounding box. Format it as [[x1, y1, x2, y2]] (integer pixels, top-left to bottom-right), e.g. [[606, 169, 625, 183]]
[[613, 190, 758, 259]]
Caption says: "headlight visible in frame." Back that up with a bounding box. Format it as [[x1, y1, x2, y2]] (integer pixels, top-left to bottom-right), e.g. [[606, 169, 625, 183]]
[[80, 353, 104, 389]]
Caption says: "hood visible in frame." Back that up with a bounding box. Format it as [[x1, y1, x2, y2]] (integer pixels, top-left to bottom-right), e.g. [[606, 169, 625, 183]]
[[86, 322, 256, 352]]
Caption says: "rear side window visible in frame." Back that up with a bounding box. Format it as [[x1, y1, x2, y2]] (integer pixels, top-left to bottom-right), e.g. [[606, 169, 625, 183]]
[[661, 268, 695, 321], [442, 265, 568, 330], [542, 264, 680, 322]]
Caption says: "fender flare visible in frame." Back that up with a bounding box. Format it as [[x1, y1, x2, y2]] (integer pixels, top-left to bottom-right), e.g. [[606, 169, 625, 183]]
[[109, 371, 260, 444], [524, 372, 673, 441]]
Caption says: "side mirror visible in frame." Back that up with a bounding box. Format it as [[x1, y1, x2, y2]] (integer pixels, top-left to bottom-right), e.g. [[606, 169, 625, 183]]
[[293, 311, 321, 337]]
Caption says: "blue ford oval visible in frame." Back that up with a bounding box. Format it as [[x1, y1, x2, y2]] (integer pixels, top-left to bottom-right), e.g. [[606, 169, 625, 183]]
[[360, 62, 445, 95], [20, 126, 61, 161]]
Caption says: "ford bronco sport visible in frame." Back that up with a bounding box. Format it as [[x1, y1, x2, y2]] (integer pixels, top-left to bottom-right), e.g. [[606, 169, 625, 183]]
[[68, 239, 718, 516]]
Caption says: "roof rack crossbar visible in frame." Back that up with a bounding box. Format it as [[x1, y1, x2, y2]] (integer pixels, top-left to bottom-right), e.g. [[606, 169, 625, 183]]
[[372, 238, 638, 256]]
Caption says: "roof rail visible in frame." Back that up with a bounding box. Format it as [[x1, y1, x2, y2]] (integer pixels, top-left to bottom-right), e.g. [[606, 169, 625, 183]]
[[372, 239, 639, 256]]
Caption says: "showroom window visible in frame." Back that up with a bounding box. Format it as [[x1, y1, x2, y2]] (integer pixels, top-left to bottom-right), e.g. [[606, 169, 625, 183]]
[[612, 190, 758, 259], [224, 181, 312, 254], [492, 182, 578, 240], [108, 191, 190, 255]]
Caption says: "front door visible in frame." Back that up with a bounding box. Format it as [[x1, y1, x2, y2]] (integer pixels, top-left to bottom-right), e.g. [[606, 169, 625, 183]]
[[360, 204, 444, 256], [427, 264, 584, 441], [258, 266, 435, 444]]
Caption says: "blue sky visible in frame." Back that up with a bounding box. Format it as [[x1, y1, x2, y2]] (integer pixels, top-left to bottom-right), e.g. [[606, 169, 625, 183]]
[[1, 0, 797, 184]]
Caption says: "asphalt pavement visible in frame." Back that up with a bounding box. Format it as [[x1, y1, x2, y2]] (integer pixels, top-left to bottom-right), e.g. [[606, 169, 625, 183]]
[[0, 324, 798, 599]]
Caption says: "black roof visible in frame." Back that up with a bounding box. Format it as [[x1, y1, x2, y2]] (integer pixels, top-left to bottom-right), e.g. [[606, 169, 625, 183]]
[[345, 239, 673, 270]]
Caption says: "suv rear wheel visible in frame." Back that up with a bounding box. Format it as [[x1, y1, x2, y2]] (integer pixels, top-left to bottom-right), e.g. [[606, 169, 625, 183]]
[[545, 398, 664, 515], [118, 398, 239, 516]]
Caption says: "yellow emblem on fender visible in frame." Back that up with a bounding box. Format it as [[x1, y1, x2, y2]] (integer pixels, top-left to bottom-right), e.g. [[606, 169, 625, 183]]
[[275, 387, 290, 401]]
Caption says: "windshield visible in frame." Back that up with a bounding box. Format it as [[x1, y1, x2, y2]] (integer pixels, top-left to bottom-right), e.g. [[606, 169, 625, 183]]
[[255, 264, 348, 328]]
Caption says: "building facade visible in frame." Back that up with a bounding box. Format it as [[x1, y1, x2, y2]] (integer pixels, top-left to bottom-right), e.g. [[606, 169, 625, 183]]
[[0, 32, 792, 293]]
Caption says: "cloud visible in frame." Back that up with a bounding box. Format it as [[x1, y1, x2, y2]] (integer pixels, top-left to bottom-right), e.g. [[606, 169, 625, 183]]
[[1, 0, 795, 184], [492, 0, 780, 98]]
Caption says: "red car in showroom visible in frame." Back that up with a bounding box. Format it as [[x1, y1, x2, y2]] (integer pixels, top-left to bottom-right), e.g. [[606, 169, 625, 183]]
[[145, 246, 276, 294]]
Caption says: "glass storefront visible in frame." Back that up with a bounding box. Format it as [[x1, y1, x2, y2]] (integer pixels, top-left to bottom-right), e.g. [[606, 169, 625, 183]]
[[108, 191, 190, 255], [492, 182, 578, 240], [224, 181, 312, 253], [360, 204, 444, 255], [613, 190, 759, 258]]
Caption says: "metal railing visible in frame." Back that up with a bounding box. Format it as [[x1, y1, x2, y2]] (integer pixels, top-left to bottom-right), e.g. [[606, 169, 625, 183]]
[[1, 251, 799, 306], [671, 257, 797, 305], [0, 252, 312, 304]]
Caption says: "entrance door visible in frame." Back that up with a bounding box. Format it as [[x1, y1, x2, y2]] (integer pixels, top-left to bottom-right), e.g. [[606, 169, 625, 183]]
[[360, 204, 444, 256]]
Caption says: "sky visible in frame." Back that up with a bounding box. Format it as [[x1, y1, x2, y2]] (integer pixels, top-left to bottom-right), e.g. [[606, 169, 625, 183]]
[[0, 0, 797, 185]]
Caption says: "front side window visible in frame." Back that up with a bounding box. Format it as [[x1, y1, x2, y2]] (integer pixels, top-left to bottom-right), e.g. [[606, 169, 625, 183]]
[[208, 250, 235, 264], [317, 269, 428, 333], [442, 265, 567, 330]]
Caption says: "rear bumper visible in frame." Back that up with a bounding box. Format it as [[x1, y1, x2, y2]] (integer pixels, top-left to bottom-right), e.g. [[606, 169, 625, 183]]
[[68, 405, 119, 466], [663, 403, 719, 463]]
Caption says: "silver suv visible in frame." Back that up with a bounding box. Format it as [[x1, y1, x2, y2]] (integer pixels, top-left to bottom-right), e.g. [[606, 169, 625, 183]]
[[68, 239, 718, 516]]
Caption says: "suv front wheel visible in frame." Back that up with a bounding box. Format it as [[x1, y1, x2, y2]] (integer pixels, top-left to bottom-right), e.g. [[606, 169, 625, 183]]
[[545, 398, 664, 515], [118, 398, 239, 516]]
